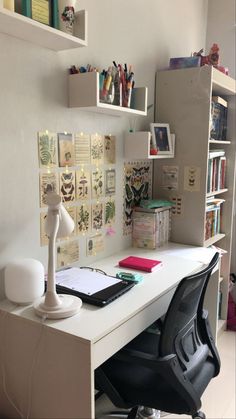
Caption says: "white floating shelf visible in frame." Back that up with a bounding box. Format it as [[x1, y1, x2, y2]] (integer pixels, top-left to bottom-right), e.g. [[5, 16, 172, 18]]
[[0, 7, 87, 51], [124, 131, 175, 159], [68, 72, 148, 116]]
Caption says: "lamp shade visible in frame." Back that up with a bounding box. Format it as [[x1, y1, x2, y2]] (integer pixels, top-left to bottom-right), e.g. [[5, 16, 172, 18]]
[[45, 193, 74, 238], [4, 258, 44, 304]]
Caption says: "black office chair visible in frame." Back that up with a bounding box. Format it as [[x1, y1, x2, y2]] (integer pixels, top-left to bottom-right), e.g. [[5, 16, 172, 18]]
[[95, 252, 220, 419]]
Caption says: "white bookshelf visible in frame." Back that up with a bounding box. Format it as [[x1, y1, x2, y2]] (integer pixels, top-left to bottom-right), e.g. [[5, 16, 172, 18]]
[[68, 72, 148, 116], [153, 66, 236, 337], [0, 6, 87, 51]]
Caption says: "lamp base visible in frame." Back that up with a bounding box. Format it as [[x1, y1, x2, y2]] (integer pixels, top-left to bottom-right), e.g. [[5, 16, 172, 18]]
[[34, 294, 82, 319]]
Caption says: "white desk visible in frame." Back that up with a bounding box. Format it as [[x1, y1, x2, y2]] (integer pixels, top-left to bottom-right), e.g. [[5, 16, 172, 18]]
[[0, 244, 218, 419]]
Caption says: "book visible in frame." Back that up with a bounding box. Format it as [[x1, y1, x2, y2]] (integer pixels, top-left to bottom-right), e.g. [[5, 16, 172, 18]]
[[210, 96, 228, 141], [208, 149, 225, 159], [118, 256, 163, 272], [22, 0, 58, 28]]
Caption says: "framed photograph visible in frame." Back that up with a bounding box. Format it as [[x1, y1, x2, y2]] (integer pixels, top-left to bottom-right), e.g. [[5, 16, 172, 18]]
[[150, 123, 173, 155]]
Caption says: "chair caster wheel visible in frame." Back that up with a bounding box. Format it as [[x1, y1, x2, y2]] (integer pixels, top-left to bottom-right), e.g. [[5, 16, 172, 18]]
[[192, 411, 206, 419]]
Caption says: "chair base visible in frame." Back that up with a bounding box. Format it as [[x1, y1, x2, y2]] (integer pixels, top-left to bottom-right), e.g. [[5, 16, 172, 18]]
[[136, 407, 161, 419]]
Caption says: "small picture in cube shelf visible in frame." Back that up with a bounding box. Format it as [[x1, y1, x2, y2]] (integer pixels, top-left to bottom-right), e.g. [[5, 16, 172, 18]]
[[150, 123, 172, 155]]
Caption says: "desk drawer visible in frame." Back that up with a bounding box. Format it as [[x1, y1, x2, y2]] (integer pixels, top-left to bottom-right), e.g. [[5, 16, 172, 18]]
[[92, 288, 175, 369]]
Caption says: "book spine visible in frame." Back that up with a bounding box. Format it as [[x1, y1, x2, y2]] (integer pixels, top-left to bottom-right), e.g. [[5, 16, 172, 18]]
[[22, 0, 31, 17], [52, 0, 59, 29]]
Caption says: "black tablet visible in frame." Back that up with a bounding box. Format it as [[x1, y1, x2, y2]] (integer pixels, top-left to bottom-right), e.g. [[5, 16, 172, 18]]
[[55, 279, 135, 307]]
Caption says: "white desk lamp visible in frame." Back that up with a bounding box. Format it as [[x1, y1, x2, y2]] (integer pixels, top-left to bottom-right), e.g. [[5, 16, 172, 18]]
[[34, 193, 82, 319]]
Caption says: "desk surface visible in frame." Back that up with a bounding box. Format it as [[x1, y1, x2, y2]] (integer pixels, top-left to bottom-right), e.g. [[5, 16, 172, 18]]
[[0, 243, 216, 345]]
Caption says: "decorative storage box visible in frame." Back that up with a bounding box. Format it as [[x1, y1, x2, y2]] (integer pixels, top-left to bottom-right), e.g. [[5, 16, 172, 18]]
[[132, 206, 171, 249]]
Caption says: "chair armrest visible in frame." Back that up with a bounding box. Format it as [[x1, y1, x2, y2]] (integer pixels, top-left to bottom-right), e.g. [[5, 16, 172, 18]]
[[201, 310, 221, 376], [115, 348, 201, 415]]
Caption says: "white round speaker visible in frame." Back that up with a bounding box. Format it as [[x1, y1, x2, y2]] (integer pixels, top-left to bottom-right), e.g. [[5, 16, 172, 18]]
[[4, 258, 45, 305]]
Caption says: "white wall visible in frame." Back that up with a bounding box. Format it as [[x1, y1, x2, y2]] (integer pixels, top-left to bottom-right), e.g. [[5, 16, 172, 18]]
[[0, 0, 208, 300], [206, 0, 236, 273]]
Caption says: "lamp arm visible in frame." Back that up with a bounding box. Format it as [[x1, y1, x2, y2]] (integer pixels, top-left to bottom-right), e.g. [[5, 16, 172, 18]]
[[44, 211, 61, 309]]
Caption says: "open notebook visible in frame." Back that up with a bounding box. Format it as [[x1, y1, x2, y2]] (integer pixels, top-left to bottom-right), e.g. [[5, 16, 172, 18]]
[[53, 267, 135, 307]]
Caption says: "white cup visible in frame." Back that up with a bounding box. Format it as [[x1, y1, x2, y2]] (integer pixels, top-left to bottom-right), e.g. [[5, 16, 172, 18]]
[[58, 0, 76, 35]]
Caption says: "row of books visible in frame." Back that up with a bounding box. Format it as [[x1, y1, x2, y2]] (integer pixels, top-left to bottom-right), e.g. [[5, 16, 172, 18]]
[[210, 96, 228, 141], [205, 198, 224, 241], [132, 207, 171, 249], [207, 150, 226, 193], [21, 1, 60, 29]]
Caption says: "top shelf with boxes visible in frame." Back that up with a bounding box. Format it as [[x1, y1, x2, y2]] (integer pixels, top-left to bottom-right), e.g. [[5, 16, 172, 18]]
[[0, 4, 87, 51], [68, 71, 148, 117]]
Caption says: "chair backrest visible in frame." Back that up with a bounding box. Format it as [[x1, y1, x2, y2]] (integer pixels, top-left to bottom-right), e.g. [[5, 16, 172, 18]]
[[160, 252, 219, 379]]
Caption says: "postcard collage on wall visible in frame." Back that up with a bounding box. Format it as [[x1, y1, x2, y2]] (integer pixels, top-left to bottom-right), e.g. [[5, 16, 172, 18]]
[[38, 131, 116, 267]]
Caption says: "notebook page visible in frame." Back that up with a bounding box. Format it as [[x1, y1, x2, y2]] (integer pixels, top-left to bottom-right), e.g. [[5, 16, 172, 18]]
[[55, 267, 121, 295]]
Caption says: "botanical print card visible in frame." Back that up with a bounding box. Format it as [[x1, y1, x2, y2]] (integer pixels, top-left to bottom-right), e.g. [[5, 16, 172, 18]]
[[104, 135, 116, 164], [91, 134, 104, 165], [74, 133, 90, 165], [105, 199, 116, 226], [87, 234, 104, 256], [39, 172, 59, 207], [91, 169, 104, 199], [91, 202, 103, 231], [40, 212, 48, 246], [123, 161, 152, 235], [38, 131, 58, 168], [77, 203, 91, 235], [58, 132, 75, 167], [57, 240, 79, 268], [59, 170, 76, 203], [105, 169, 116, 196], [76, 170, 90, 201]]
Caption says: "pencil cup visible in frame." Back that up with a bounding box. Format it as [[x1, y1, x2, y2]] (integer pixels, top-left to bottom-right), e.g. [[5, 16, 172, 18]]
[[58, 0, 76, 35]]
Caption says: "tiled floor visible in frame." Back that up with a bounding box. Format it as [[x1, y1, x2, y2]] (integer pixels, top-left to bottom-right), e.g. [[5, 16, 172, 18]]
[[96, 331, 236, 419]]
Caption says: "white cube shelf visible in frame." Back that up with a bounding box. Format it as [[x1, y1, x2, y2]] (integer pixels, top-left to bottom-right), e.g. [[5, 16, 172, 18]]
[[125, 132, 175, 159], [68, 72, 148, 116]]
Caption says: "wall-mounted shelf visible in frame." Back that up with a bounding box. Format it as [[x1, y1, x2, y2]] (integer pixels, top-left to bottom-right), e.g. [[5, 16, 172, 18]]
[[0, 6, 87, 51], [124, 131, 175, 159], [68, 72, 148, 116]]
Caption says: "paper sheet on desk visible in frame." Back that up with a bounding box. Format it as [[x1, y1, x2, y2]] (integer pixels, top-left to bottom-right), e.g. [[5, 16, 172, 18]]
[[55, 267, 121, 295]]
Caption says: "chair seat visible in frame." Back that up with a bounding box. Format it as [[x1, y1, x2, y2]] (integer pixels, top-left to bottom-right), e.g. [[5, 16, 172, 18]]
[[101, 353, 216, 414]]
